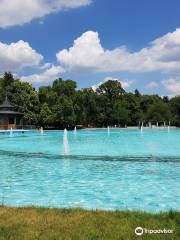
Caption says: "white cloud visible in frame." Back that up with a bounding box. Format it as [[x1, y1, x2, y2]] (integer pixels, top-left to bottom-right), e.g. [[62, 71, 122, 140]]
[[0, 40, 43, 73], [162, 78, 180, 95], [21, 65, 65, 83], [0, 0, 91, 28], [92, 77, 133, 91], [145, 81, 159, 89], [120, 79, 133, 89], [39, 62, 52, 70], [57, 29, 180, 74]]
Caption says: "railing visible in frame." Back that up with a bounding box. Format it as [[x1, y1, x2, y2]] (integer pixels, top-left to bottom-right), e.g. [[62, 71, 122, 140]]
[[0, 125, 36, 130], [22, 125, 36, 130]]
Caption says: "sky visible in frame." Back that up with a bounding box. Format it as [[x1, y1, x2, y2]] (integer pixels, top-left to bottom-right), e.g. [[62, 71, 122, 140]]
[[1, 0, 180, 96]]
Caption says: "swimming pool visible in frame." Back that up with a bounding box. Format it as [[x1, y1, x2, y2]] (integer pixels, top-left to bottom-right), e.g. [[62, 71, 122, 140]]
[[0, 128, 180, 212]]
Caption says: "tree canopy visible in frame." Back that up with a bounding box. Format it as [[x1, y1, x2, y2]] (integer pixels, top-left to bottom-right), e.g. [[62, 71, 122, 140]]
[[0, 73, 179, 129]]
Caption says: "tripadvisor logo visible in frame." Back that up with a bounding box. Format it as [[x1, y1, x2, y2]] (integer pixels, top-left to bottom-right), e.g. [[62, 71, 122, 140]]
[[135, 227, 143, 236], [135, 227, 174, 236]]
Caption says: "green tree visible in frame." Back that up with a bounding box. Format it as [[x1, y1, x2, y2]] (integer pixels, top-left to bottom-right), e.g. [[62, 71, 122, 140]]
[[114, 101, 129, 126], [39, 103, 53, 127], [52, 97, 76, 128], [0, 72, 15, 101], [97, 80, 125, 101], [0, 72, 176, 128], [6, 80, 40, 125], [169, 96, 180, 126], [52, 78, 76, 98], [146, 101, 171, 123]]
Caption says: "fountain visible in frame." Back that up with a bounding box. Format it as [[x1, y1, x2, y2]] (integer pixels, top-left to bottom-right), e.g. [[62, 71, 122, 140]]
[[40, 127, 44, 135], [140, 122, 143, 133], [107, 126, 110, 134], [74, 126, 77, 134], [10, 127, 13, 137], [63, 129, 69, 154], [157, 122, 159, 128], [168, 121, 170, 132]]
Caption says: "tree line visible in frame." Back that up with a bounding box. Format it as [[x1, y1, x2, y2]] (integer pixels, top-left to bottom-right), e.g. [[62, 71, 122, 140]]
[[0, 72, 180, 129]]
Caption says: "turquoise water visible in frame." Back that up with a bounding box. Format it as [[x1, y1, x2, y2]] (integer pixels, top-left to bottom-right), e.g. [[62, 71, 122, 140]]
[[0, 128, 180, 212]]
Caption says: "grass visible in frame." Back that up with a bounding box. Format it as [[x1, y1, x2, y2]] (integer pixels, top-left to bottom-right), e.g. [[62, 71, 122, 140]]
[[0, 207, 179, 240]]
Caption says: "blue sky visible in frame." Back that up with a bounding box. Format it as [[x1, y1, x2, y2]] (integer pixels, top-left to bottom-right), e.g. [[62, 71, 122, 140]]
[[1, 0, 180, 96]]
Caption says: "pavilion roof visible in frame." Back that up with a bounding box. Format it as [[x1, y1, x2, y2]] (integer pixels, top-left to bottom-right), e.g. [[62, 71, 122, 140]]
[[0, 96, 14, 109], [0, 97, 23, 115]]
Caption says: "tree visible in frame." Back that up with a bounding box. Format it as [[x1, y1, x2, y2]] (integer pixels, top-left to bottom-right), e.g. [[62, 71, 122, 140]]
[[1, 72, 14, 88], [169, 96, 180, 126], [0, 72, 15, 100], [52, 78, 76, 98], [0, 72, 177, 128], [146, 101, 171, 123], [140, 95, 161, 113], [52, 97, 76, 128], [114, 101, 129, 126], [79, 89, 98, 126], [97, 80, 125, 100], [5, 80, 40, 125], [134, 89, 141, 97], [124, 93, 141, 125], [39, 103, 53, 127], [163, 96, 169, 103]]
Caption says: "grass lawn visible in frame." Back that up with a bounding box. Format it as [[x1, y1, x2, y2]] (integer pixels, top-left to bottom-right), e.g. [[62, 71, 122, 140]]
[[0, 207, 179, 240]]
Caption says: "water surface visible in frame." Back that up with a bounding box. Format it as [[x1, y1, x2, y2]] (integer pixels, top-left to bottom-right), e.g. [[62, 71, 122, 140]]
[[0, 128, 179, 212]]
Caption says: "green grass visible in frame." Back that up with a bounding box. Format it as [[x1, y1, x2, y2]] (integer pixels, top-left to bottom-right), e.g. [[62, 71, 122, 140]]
[[0, 207, 179, 240]]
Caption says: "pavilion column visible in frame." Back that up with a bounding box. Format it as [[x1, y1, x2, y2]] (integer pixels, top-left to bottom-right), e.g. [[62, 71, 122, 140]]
[[15, 116, 17, 127]]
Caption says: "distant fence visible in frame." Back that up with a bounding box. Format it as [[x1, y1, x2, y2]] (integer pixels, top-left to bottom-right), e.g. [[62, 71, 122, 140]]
[[0, 125, 36, 130]]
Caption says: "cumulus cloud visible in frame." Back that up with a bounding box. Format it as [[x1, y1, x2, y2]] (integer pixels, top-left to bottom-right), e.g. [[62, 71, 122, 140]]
[[162, 78, 180, 95], [92, 77, 133, 91], [145, 81, 159, 89], [39, 62, 52, 70], [0, 40, 43, 73], [57, 29, 180, 74], [120, 79, 133, 89], [0, 0, 91, 28], [21, 65, 65, 83]]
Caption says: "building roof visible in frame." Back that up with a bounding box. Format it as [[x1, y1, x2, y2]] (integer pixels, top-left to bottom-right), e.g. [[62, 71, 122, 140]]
[[0, 97, 23, 115], [0, 96, 14, 109]]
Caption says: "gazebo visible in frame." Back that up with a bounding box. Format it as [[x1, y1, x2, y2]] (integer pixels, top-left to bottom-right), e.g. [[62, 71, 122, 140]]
[[0, 97, 24, 130]]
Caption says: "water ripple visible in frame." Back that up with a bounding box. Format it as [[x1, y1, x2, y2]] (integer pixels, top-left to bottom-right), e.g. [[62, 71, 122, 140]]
[[0, 150, 180, 162]]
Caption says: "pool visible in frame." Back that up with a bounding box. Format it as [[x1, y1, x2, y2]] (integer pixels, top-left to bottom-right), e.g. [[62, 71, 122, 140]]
[[0, 128, 180, 212]]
